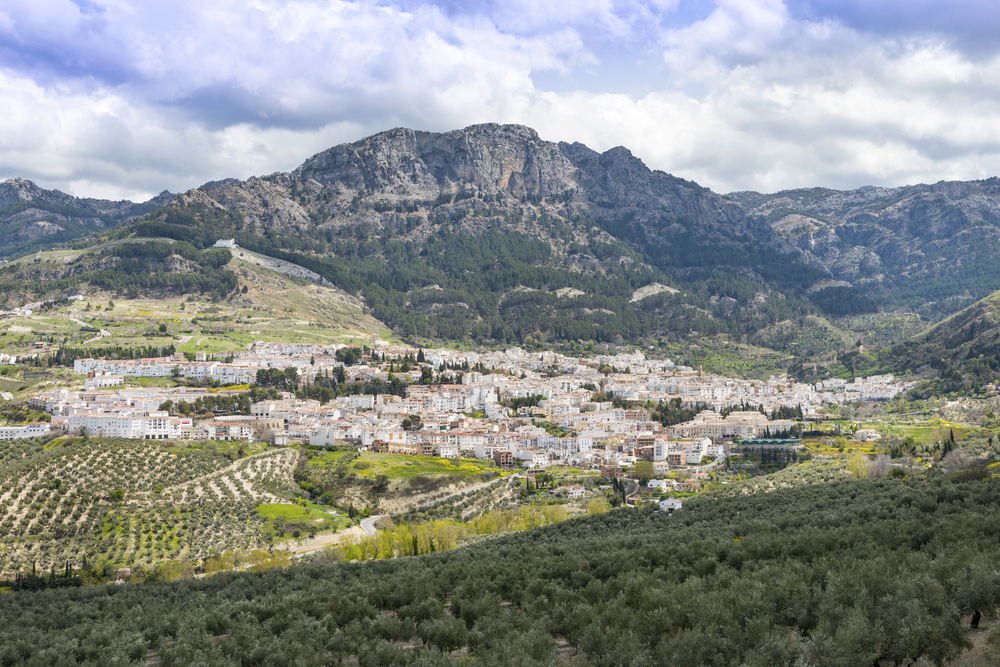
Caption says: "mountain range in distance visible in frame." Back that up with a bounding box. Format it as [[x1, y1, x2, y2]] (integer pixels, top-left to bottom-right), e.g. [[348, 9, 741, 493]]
[[2, 123, 999, 386]]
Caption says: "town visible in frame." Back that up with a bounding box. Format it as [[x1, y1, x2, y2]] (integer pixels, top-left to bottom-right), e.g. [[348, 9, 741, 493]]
[[22, 341, 912, 481]]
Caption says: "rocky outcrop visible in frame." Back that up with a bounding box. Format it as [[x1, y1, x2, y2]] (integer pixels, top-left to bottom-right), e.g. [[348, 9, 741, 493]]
[[293, 124, 576, 199], [174, 124, 769, 269]]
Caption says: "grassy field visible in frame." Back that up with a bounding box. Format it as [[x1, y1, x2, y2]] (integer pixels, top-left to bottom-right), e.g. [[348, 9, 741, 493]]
[[348, 453, 509, 481], [887, 419, 970, 444], [257, 501, 350, 541]]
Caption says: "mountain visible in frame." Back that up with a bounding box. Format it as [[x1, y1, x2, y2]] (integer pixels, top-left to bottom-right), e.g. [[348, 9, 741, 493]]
[[91, 123, 858, 351], [866, 289, 1000, 396], [728, 180, 1000, 318], [14, 123, 1000, 359], [0, 178, 175, 259]]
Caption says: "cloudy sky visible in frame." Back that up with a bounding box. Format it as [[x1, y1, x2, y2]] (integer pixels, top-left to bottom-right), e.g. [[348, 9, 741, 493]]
[[1, 0, 998, 201]]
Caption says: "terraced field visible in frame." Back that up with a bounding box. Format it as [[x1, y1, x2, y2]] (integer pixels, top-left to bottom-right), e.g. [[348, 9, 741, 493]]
[[0, 439, 300, 572]]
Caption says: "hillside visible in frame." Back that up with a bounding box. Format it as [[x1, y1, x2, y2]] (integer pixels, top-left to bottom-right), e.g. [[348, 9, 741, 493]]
[[0, 178, 174, 260], [0, 438, 297, 572], [1, 471, 997, 666], [10, 125, 1000, 361], [729, 180, 1000, 318], [869, 289, 1000, 396], [0, 438, 523, 574], [87, 124, 876, 352], [0, 238, 391, 353]]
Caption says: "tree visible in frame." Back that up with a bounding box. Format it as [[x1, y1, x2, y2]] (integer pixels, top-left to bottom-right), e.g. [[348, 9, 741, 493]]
[[283, 367, 299, 390], [848, 451, 870, 479], [634, 460, 654, 485], [941, 448, 970, 471], [869, 454, 891, 478], [587, 498, 609, 515]]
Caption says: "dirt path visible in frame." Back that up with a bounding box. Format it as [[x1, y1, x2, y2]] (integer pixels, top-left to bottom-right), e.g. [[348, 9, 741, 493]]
[[278, 526, 367, 554], [68, 315, 112, 343]]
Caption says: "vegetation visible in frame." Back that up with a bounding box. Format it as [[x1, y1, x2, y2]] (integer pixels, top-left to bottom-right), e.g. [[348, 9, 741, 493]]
[[0, 470, 997, 665], [295, 449, 508, 512], [0, 438, 297, 572], [0, 240, 238, 305], [44, 186, 881, 354]]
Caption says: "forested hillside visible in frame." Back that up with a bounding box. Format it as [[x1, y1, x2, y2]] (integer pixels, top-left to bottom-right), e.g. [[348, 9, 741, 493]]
[[0, 240, 237, 306], [1, 469, 997, 666], [862, 289, 1000, 396]]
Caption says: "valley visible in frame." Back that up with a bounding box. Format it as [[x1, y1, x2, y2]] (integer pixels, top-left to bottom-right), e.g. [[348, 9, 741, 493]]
[[0, 125, 998, 666]]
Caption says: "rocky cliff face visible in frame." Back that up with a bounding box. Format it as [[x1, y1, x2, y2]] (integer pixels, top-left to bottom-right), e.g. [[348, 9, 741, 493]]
[[294, 124, 576, 199], [184, 123, 763, 268]]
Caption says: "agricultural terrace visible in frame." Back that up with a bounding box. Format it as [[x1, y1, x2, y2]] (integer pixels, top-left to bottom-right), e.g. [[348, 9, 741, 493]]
[[347, 453, 512, 481], [0, 438, 302, 573], [257, 501, 350, 542], [298, 449, 517, 515]]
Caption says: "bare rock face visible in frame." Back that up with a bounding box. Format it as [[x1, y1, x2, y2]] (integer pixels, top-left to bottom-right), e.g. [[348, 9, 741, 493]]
[[152, 123, 766, 270], [294, 124, 577, 199]]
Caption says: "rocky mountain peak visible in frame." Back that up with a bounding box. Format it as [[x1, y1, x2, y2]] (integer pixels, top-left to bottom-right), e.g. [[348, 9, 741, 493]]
[[292, 123, 574, 199]]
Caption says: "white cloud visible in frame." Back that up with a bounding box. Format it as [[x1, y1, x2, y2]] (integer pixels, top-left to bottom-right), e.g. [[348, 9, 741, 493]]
[[1, 0, 1000, 200]]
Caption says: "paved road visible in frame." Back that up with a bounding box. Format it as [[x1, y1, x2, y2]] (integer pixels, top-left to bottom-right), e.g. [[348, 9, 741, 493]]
[[359, 474, 514, 536]]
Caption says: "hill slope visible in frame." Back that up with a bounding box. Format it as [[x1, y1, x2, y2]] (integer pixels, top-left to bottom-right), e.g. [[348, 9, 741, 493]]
[[0, 178, 175, 259], [729, 180, 1000, 317], [1, 471, 997, 666], [873, 289, 1000, 395]]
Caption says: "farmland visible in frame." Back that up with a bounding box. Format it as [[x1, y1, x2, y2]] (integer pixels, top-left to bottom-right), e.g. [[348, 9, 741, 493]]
[[296, 449, 515, 515], [0, 438, 530, 573], [0, 438, 303, 573]]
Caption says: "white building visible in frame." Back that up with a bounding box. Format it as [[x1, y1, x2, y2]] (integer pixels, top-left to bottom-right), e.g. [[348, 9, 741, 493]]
[[0, 422, 51, 440]]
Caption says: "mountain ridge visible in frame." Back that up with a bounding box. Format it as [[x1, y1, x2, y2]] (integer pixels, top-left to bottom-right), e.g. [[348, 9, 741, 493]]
[[728, 179, 1000, 317], [116, 123, 846, 350], [7, 123, 1000, 365], [0, 177, 176, 259]]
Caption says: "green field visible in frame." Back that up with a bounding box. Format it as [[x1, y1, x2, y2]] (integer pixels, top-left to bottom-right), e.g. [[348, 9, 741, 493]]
[[348, 453, 508, 481], [257, 502, 350, 539]]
